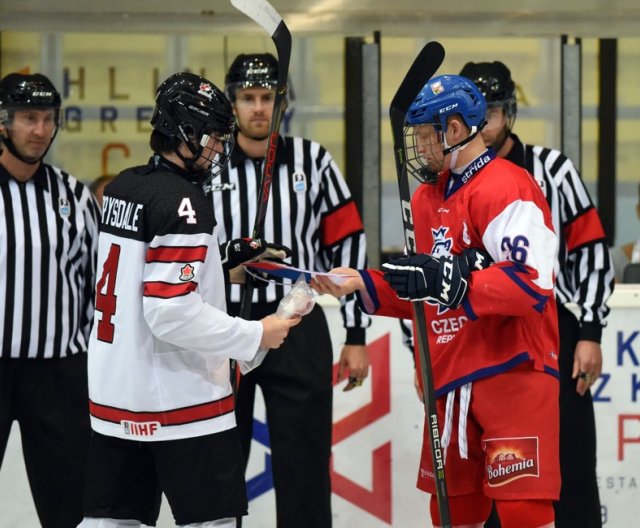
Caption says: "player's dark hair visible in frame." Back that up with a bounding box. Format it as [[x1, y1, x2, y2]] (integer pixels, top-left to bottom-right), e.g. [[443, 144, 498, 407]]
[[149, 129, 181, 155]]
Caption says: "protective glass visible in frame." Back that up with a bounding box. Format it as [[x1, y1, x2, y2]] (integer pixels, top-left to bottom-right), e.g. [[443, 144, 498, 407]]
[[484, 102, 516, 131], [232, 88, 276, 108]]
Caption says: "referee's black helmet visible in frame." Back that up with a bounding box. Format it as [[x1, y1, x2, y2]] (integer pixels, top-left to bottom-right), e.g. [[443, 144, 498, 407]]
[[0, 73, 61, 125], [224, 53, 279, 102], [459, 61, 517, 118]]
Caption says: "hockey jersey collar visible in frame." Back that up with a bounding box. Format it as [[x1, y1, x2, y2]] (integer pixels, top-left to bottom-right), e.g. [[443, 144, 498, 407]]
[[0, 160, 50, 191], [150, 154, 195, 182], [444, 148, 496, 200]]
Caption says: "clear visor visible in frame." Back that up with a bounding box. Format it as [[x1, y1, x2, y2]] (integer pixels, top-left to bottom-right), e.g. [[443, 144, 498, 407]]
[[484, 101, 516, 131], [1, 107, 60, 133], [227, 81, 277, 101]]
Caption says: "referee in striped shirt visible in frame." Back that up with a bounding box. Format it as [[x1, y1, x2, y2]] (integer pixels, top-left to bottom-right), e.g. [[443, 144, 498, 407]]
[[0, 73, 100, 527], [461, 62, 615, 528], [213, 53, 370, 528]]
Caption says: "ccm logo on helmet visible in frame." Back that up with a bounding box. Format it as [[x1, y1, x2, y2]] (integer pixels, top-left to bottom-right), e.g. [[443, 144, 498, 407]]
[[247, 66, 270, 76], [439, 103, 459, 114]]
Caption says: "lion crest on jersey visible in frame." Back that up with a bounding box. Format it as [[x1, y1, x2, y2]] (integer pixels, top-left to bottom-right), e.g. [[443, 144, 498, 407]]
[[430, 226, 452, 257]]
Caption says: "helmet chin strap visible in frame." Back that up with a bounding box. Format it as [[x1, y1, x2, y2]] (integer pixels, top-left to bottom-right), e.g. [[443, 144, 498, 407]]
[[1, 129, 58, 165], [442, 124, 480, 159]]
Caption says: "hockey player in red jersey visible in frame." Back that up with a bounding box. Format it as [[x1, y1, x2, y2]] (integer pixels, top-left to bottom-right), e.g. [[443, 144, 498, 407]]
[[78, 73, 300, 528], [312, 75, 560, 528], [460, 60, 614, 528]]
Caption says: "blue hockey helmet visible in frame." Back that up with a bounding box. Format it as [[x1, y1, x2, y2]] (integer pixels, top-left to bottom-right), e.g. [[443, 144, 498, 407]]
[[406, 74, 487, 132], [404, 75, 487, 184]]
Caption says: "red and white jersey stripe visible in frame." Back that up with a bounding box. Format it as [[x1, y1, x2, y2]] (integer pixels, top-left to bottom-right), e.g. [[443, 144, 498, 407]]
[[88, 158, 262, 441]]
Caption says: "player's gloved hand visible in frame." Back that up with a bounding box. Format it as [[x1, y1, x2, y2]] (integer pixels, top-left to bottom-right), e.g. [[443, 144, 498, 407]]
[[461, 247, 493, 271], [220, 238, 291, 269], [382, 253, 470, 308], [221, 238, 292, 286]]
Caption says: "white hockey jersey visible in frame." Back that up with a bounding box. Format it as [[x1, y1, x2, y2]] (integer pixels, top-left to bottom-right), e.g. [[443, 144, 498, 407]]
[[88, 157, 262, 441]]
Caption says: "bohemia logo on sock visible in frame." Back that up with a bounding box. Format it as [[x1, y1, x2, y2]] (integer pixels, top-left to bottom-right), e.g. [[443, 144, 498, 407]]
[[484, 436, 539, 486]]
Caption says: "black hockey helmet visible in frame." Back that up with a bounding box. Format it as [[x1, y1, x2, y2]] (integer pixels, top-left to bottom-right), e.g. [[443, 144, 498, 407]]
[[459, 61, 517, 117], [150, 72, 235, 184], [224, 53, 279, 102], [0, 73, 62, 164]]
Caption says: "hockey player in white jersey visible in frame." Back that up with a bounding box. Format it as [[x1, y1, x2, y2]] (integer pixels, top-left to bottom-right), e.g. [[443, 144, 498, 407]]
[[78, 73, 300, 528]]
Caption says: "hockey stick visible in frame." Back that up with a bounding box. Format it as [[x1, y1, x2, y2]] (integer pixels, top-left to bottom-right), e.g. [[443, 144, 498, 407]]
[[389, 41, 452, 527], [230, 0, 292, 392]]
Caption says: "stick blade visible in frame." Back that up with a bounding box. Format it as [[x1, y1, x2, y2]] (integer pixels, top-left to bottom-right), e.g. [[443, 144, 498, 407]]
[[390, 41, 445, 118], [231, 0, 282, 37]]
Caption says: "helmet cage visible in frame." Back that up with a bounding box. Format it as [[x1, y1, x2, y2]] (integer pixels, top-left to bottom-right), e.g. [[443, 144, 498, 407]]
[[404, 121, 445, 185]]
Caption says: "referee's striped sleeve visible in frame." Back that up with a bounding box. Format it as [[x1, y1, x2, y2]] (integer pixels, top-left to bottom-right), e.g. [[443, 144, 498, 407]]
[[527, 145, 614, 338], [316, 146, 370, 332]]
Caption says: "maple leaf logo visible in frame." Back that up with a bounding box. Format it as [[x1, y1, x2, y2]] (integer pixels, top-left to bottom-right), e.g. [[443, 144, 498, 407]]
[[179, 263, 195, 281]]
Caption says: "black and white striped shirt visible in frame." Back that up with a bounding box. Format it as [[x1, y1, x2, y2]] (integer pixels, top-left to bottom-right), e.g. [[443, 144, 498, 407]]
[[211, 135, 370, 341], [0, 162, 100, 359], [506, 133, 615, 341]]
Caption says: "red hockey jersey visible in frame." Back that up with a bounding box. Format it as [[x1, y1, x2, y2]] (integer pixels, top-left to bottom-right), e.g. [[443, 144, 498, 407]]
[[360, 154, 559, 396]]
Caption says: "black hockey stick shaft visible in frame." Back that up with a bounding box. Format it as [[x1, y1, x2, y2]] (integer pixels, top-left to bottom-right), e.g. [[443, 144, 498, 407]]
[[230, 0, 292, 392], [389, 41, 451, 527]]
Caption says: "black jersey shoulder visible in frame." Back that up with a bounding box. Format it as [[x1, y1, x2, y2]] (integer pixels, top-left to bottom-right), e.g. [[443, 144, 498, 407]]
[[100, 163, 215, 243]]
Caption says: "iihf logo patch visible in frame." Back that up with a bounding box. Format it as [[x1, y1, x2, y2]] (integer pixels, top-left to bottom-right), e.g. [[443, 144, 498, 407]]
[[58, 197, 70, 217], [179, 264, 195, 281], [431, 226, 452, 257], [292, 171, 307, 192]]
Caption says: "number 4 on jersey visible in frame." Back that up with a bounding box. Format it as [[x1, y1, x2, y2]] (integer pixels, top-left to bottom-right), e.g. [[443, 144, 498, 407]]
[[178, 197, 197, 224], [96, 244, 121, 343]]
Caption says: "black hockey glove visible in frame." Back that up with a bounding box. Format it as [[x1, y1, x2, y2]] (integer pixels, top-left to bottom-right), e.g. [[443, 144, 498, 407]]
[[461, 247, 493, 271], [219, 238, 292, 270], [382, 253, 470, 308]]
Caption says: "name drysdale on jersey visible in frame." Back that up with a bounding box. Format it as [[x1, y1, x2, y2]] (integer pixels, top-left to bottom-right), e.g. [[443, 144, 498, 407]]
[[484, 436, 540, 487]]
